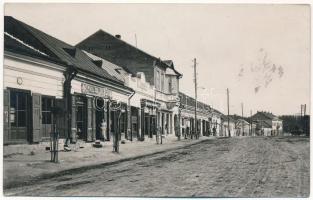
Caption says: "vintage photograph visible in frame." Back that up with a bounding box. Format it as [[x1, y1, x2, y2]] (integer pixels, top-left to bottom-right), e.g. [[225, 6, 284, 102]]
[[2, 3, 310, 198]]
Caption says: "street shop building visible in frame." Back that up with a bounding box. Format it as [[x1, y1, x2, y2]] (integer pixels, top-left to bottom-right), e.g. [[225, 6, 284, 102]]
[[178, 92, 211, 138], [77, 30, 182, 141], [3, 16, 133, 144]]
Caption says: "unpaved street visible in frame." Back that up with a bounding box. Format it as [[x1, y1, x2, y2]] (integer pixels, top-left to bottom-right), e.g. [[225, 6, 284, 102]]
[[4, 137, 309, 197]]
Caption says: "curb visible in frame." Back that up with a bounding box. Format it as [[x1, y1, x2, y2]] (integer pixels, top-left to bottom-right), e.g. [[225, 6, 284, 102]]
[[4, 138, 211, 190]]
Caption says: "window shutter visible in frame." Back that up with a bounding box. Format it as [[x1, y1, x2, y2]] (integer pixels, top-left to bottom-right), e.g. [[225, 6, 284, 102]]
[[3, 89, 10, 143], [32, 93, 41, 143]]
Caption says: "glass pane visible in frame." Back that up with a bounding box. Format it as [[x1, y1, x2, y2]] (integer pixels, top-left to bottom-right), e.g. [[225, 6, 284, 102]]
[[42, 112, 47, 124], [10, 92, 17, 109], [10, 107, 16, 127], [42, 98, 47, 111], [46, 112, 52, 124], [17, 92, 27, 110], [77, 106, 83, 122], [17, 110, 26, 127], [47, 99, 53, 111]]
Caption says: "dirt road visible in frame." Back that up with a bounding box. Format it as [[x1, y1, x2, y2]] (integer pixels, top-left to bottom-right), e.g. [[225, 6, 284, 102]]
[[4, 136, 309, 197]]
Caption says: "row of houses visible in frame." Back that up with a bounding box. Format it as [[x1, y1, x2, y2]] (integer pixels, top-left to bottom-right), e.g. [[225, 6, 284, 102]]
[[3, 16, 283, 146]]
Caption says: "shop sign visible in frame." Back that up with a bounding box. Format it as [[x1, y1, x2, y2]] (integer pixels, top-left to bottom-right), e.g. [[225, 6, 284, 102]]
[[81, 83, 112, 98]]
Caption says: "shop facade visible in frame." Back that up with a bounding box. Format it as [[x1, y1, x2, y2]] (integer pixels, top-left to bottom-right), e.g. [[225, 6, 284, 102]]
[[3, 52, 65, 144]]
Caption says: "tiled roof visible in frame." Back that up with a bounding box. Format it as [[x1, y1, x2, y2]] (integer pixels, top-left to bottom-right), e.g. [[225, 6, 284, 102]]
[[4, 16, 123, 85], [221, 114, 236, 122], [252, 111, 281, 121], [76, 29, 182, 77], [83, 50, 128, 82], [179, 92, 211, 111]]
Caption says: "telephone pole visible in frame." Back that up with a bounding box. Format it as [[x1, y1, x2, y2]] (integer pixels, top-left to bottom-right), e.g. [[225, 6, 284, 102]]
[[250, 110, 252, 136], [303, 104, 306, 135], [193, 58, 198, 139], [227, 88, 230, 137]]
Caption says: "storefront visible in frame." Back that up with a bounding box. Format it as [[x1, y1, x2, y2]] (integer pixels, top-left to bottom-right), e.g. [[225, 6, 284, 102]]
[[69, 81, 131, 143], [3, 53, 65, 145], [140, 99, 159, 140]]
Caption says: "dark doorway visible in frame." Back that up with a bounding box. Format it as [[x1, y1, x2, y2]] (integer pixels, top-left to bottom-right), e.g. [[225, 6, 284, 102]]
[[95, 98, 105, 140], [76, 96, 87, 140], [161, 113, 165, 135], [144, 114, 150, 136], [202, 120, 205, 136], [131, 107, 139, 139], [9, 89, 30, 143], [150, 116, 156, 137], [41, 96, 54, 139]]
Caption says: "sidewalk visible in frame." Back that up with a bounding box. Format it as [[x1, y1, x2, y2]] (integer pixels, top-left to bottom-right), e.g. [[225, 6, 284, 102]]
[[3, 135, 213, 189]]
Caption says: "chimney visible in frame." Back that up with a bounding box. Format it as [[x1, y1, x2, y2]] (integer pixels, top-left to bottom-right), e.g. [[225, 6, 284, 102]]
[[115, 34, 121, 39]]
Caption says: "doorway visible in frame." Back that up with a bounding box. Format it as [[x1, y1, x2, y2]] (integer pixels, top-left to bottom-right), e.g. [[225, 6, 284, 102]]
[[76, 96, 87, 140], [41, 96, 55, 139], [9, 89, 30, 143], [95, 98, 105, 140]]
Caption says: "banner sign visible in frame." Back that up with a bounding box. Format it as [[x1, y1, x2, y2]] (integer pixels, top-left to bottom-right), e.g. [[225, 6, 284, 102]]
[[81, 83, 112, 98]]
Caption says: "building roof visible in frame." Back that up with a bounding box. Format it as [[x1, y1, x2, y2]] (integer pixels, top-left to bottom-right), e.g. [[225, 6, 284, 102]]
[[163, 60, 182, 77], [221, 114, 236, 122], [83, 50, 128, 82], [4, 16, 124, 85], [179, 92, 211, 112], [76, 29, 182, 78], [252, 111, 281, 121], [260, 120, 272, 128]]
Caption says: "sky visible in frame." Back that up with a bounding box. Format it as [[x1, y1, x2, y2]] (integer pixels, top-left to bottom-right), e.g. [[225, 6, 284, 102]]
[[4, 3, 311, 116]]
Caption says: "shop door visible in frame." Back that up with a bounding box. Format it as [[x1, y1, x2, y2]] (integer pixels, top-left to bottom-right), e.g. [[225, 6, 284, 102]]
[[41, 96, 54, 139], [131, 107, 139, 139], [9, 90, 30, 143], [144, 114, 150, 136], [161, 113, 165, 135], [150, 116, 156, 137], [95, 98, 105, 140], [76, 96, 87, 140]]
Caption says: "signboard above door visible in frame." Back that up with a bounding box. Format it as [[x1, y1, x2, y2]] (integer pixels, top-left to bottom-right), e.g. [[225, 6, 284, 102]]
[[81, 83, 112, 98]]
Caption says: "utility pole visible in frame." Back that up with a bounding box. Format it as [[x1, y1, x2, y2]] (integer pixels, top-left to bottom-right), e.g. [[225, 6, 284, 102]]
[[300, 104, 303, 134], [303, 104, 306, 134], [241, 102, 244, 136], [227, 88, 230, 137], [193, 58, 198, 139], [250, 110, 252, 136]]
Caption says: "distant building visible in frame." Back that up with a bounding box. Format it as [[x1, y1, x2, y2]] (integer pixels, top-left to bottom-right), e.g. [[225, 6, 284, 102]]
[[221, 115, 236, 137], [251, 111, 283, 136], [178, 92, 211, 138]]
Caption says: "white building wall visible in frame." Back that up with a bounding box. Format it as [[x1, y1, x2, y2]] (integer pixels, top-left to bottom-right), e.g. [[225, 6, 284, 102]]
[[4, 56, 64, 98]]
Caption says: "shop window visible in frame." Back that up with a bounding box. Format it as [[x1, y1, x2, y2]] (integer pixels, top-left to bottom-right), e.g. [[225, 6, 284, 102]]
[[168, 78, 172, 93], [10, 91, 27, 127], [161, 71, 164, 92], [42, 97, 54, 125]]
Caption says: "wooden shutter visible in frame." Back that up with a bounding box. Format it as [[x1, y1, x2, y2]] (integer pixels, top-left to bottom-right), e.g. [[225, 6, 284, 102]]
[[32, 93, 41, 143], [71, 95, 77, 141], [3, 89, 10, 143], [87, 97, 93, 142]]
